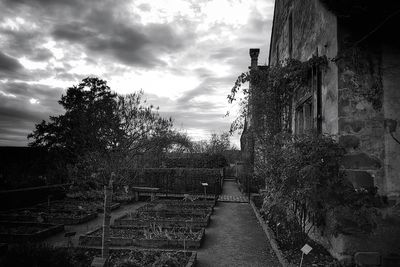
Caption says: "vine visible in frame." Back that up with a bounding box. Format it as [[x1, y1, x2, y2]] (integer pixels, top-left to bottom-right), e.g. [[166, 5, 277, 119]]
[[228, 55, 329, 137], [228, 55, 383, 238], [257, 134, 383, 239]]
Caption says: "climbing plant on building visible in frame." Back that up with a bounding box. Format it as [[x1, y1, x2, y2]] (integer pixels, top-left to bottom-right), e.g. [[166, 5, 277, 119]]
[[228, 55, 384, 238], [227, 55, 329, 138]]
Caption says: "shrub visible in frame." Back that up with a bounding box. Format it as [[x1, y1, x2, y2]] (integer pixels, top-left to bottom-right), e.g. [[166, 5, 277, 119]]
[[257, 134, 382, 237]]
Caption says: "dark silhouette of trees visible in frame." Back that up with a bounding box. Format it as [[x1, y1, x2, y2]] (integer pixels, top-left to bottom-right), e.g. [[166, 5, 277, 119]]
[[28, 77, 187, 186]]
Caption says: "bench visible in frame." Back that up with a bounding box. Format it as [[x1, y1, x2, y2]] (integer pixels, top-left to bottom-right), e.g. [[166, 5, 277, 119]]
[[131, 187, 160, 201]]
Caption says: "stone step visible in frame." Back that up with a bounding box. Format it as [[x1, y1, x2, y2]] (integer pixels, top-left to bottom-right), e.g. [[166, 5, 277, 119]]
[[218, 195, 248, 203]]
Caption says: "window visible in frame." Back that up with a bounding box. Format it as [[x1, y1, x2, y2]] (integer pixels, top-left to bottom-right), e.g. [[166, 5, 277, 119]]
[[294, 65, 322, 134], [295, 98, 313, 135], [315, 66, 322, 133], [276, 43, 280, 65], [289, 13, 293, 58]]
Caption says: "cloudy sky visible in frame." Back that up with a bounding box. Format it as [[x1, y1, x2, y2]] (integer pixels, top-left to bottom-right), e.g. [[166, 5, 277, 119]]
[[0, 0, 274, 147]]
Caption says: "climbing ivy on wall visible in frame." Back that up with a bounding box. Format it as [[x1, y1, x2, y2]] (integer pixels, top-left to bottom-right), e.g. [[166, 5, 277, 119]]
[[228, 55, 383, 237], [228, 55, 328, 138]]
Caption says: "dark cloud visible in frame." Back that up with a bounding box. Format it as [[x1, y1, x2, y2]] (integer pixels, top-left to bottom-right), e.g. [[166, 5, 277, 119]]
[[1, 82, 63, 102], [1, 0, 195, 69], [210, 47, 238, 60], [0, 81, 64, 146], [0, 0, 274, 146], [30, 48, 53, 62], [52, 23, 97, 42], [177, 81, 215, 104], [0, 26, 47, 64], [144, 89, 229, 141], [193, 68, 215, 78], [51, 21, 159, 67], [0, 51, 23, 74], [4, 0, 80, 6], [49, 5, 194, 68]]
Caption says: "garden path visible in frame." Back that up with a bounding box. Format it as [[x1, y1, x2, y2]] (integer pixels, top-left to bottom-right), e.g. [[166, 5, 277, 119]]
[[196, 180, 281, 267], [43, 201, 146, 247]]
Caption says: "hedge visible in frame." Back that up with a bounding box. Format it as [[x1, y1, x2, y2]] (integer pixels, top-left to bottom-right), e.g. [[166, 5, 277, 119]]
[[126, 168, 223, 195], [164, 153, 227, 168]]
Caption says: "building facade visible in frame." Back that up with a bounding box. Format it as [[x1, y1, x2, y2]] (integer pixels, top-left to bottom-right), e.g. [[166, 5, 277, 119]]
[[268, 0, 400, 201], [245, 0, 400, 260]]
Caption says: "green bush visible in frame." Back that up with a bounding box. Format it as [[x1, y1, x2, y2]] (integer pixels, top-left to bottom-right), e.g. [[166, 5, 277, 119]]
[[258, 134, 382, 236], [165, 153, 227, 168], [237, 173, 262, 193]]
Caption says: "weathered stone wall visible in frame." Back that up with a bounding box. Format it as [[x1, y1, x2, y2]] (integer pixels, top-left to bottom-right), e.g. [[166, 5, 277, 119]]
[[269, 0, 338, 135], [382, 44, 400, 199], [336, 19, 386, 192], [268, 0, 400, 261]]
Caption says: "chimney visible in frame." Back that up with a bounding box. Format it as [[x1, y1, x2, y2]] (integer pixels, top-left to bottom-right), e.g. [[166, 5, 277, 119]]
[[249, 48, 260, 69]]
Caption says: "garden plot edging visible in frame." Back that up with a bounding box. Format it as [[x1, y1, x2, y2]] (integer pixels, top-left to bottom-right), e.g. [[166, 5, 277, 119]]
[[114, 213, 211, 228], [138, 204, 214, 214], [136, 209, 212, 217], [249, 199, 295, 267], [78, 227, 205, 249]]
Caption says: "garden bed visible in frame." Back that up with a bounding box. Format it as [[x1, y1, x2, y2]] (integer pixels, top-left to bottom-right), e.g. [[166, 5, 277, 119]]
[[31, 199, 120, 214], [251, 196, 339, 267], [115, 211, 211, 228], [0, 209, 97, 225], [79, 226, 204, 249], [0, 221, 64, 243], [152, 198, 217, 208], [0, 245, 197, 267], [138, 203, 212, 216], [112, 194, 135, 204], [106, 248, 197, 267], [67, 189, 135, 204]]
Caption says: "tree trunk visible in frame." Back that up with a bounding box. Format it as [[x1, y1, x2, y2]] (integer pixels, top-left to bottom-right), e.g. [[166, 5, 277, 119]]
[[102, 183, 112, 259]]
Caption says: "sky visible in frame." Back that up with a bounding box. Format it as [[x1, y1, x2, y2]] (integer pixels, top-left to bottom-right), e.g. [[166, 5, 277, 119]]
[[0, 0, 274, 147]]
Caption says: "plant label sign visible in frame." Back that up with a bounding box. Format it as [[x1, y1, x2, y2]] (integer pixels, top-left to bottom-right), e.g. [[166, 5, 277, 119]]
[[201, 182, 208, 187], [301, 244, 312, 255], [37, 215, 44, 223]]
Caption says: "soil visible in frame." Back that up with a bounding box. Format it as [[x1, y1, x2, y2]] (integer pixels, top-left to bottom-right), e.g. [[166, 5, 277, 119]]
[[139, 202, 212, 212], [107, 249, 192, 266], [253, 195, 340, 267], [126, 211, 208, 220], [88, 226, 202, 240]]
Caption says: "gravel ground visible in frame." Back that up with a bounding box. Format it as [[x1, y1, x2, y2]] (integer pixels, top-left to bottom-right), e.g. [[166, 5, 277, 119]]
[[196, 181, 281, 267]]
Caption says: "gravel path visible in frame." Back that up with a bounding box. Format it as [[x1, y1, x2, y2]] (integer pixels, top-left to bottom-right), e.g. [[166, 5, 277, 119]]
[[43, 201, 146, 247], [196, 181, 281, 267]]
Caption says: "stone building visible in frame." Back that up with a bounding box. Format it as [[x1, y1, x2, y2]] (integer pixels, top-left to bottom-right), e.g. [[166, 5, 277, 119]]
[[245, 0, 400, 261]]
